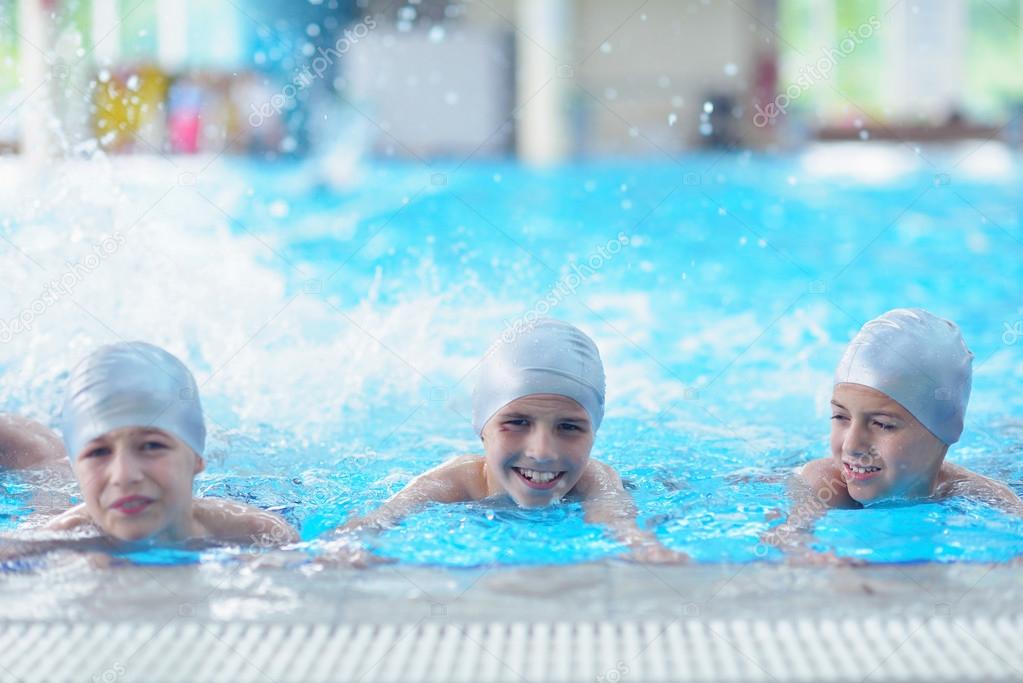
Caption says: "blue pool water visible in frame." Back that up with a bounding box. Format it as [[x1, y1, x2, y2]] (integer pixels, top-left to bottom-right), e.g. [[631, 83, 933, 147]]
[[1, 144, 1021, 566]]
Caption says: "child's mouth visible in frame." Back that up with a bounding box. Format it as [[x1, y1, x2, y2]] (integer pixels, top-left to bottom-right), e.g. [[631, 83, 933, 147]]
[[512, 467, 564, 490], [843, 461, 882, 482], [111, 495, 154, 516]]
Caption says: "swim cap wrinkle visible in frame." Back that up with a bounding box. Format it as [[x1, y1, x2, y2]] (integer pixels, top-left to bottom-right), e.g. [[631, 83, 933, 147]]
[[472, 319, 606, 435], [834, 308, 972, 445], [62, 342, 206, 460]]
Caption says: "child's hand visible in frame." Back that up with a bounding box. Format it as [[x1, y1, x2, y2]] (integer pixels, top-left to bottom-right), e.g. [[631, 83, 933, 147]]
[[619, 530, 690, 564], [626, 543, 690, 564], [315, 540, 395, 569]]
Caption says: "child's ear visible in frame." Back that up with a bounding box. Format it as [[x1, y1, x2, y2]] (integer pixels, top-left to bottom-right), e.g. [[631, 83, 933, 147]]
[[193, 454, 205, 475]]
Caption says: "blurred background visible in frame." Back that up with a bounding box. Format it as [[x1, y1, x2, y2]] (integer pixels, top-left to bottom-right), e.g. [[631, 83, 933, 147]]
[[2, 0, 1023, 164]]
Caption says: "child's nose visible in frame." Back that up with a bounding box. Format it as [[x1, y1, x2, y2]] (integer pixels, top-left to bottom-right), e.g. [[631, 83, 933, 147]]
[[524, 428, 556, 461], [844, 421, 871, 456], [109, 447, 143, 484]]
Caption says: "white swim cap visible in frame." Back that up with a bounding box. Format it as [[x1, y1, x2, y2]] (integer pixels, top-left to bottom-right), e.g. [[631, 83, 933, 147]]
[[834, 308, 973, 445], [61, 342, 206, 460], [471, 319, 606, 436]]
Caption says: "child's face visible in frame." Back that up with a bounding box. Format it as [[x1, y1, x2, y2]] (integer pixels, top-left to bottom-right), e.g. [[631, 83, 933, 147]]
[[480, 394, 595, 508], [73, 427, 204, 542], [829, 383, 948, 504]]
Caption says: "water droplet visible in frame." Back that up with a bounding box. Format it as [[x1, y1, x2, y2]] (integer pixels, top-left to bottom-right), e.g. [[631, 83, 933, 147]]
[[126, 74, 139, 91], [600, 42, 612, 54], [668, 112, 677, 127], [703, 101, 714, 113], [859, 129, 870, 140], [724, 63, 738, 76], [269, 200, 289, 218], [428, 25, 445, 43], [306, 23, 321, 37]]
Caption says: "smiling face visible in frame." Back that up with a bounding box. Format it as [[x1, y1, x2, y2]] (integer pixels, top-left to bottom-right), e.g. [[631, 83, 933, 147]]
[[73, 427, 204, 542], [480, 394, 595, 508], [830, 383, 948, 504]]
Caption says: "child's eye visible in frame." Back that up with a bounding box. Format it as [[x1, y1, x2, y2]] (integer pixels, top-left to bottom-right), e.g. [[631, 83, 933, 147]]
[[503, 419, 528, 427], [82, 447, 110, 459], [830, 414, 848, 422], [560, 423, 582, 432], [142, 441, 169, 451], [873, 421, 895, 431]]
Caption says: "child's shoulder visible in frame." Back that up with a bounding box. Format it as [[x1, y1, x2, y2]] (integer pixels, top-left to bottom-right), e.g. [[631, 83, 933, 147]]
[[419, 454, 487, 500], [193, 498, 299, 545], [799, 457, 838, 482], [44, 503, 94, 532], [571, 458, 623, 496], [938, 463, 1023, 512], [797, 457, 857, 507]]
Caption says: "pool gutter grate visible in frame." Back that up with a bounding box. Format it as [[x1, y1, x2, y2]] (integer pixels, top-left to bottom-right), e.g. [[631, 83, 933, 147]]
[[1, 617, 1021, 682]]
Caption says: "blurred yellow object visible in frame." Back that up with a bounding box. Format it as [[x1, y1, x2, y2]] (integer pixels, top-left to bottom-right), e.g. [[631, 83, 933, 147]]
[[93, 65, 168, 152]]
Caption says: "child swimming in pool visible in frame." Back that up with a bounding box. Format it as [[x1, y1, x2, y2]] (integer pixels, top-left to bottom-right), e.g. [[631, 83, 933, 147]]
[[771, 309, 1022, 557], [38, 341, 298, 546], [334, 319, 687, 564]]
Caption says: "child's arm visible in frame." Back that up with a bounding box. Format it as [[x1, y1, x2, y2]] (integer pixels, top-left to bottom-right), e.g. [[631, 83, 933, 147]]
[[339, 455, 480, 533], [0, 532, 118, 564], [317, 456, 479, 567], [0, 414, 66, 469], [45, 499, 300, 545], [575, 460, 689, 563], [193, 498, 300, 545], [762, 459, 862, 564], [942, 464, 1023, 516]]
